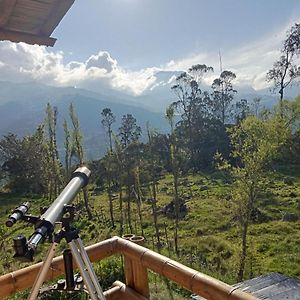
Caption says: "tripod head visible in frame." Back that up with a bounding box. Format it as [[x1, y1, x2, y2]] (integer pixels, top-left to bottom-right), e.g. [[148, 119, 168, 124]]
[[6, 166, 91, 262]]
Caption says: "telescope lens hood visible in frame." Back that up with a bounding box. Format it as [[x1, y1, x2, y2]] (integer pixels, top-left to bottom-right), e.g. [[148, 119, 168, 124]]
[[71, 166, 91, 187]]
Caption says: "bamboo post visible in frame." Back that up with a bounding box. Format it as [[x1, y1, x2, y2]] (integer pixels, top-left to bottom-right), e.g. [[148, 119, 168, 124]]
[[129, 236, 150, 299], [122, 234, 135, 287], [104, 281, 148, 300]]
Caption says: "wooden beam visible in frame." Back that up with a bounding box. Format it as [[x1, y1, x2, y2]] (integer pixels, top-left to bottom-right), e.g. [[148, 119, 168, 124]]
[[39, 0, 75, 36], [0, 28, 56, 46], [0, 0, 17, 26]]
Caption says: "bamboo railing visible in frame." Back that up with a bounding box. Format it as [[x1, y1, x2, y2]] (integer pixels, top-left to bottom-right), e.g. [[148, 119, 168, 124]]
[[0, 236, 258, 300]]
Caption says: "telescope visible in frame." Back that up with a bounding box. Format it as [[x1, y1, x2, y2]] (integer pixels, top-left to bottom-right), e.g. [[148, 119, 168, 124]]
[[6, 166, 106, 300], [6, 166, 91, 262]]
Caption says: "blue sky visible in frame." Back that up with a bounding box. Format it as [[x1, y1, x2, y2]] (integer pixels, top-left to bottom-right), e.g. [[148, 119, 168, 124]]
[[0, 0, 300, 96], [53, 0, 300, 68]]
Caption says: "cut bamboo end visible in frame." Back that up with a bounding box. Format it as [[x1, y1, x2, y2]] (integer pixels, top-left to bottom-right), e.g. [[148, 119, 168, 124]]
[[129, 235, 145, 245], [122, 234, 136, 240]]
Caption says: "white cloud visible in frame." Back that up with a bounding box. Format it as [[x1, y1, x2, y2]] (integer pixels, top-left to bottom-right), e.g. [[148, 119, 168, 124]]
[[161, 28, 287, 91], [0, 20, 297, 96], [85, 51, 117, 72], [0, 41, 160, 95]]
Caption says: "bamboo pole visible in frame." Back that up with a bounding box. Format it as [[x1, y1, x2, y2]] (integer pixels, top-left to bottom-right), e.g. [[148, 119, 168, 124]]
[[122, 234, 135, 287], [129, 236, 149, 299]]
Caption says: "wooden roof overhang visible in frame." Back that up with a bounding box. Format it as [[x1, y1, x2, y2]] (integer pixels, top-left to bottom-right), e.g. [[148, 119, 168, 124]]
[[0, 0, 74, 47]]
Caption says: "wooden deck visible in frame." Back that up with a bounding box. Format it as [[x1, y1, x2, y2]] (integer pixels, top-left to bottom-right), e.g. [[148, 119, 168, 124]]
[[233, 272, 300, 300]]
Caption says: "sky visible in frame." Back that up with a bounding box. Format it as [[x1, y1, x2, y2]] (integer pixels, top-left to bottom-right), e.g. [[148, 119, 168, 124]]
[[0, 0, 300, 96]]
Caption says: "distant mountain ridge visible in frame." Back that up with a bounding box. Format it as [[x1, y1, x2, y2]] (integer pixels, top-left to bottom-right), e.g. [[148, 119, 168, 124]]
[[0, 78, 298, 159], [0, 81, 168, 160]]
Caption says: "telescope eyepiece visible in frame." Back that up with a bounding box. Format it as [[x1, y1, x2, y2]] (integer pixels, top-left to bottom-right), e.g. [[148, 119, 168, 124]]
[[13, 235, 28, 258], [6, 202, 30, 227], [6, 217, 16, 228]]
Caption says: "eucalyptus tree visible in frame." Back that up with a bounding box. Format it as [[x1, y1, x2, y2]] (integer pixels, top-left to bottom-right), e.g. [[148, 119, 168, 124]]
[[166, 104, 181, 254], [267, 23, 300, 110], [118, 114, 142, 233], [211, 70, 237, 125], [171, 64, 214, 170], [101, 108, 116, 227], [63, 119, 71, 178], [101, 108, 116, 153], [69, 103, 93, 219], [45, 103, 62, 199], [144, 124, 166, 247], [118, 114, 141, 147]]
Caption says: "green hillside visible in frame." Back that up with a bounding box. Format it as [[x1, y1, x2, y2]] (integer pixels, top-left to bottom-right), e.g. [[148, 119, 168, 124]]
[[0, 165, 299, 298]]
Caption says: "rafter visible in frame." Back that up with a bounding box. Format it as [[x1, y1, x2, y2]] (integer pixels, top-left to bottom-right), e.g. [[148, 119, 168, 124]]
[[0, 28, 56, 46]]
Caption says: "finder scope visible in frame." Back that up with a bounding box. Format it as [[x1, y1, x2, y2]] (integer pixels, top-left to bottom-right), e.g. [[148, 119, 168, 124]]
[[6, 202, 30, 227]]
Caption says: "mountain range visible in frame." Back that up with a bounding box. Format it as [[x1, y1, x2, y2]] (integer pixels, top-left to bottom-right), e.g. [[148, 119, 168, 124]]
[[0, 74, 298, 160], [0, 81, 168, 159]]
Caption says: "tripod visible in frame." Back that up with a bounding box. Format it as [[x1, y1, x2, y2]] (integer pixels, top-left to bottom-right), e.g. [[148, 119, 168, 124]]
[[27, 216, 106, 300]]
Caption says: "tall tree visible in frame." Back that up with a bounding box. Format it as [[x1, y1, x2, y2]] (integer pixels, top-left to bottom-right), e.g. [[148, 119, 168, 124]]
[[118, 114, 141, 232], [44, 103, 62, 199], [267, 23, 300, 110], [166, 104, 181, 255], [217, 114, 289, 280], [171, 64, 214, 170], [101, 108, 116, 153], [118, 114, 141, 148], [69, 103, 93, 219], [112, 138, 126, 235], [211, 70, 237, 125], [63, 119, 71, 178], [146, 125, 164, 247], [101, 108, 116, 227]]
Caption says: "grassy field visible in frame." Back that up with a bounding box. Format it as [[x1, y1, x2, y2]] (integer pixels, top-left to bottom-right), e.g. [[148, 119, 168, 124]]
[[0, 164, 299, 298]]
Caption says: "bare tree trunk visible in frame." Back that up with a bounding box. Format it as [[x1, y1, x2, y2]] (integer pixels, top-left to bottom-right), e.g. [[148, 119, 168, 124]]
[[238, 220, 248, 281], [83, 187, 93, 220], [126, 168, 133, 232], [107, 178, 115, 227], [238, 184, 255, 281], [119, 188, 124, 236], [151, 182, 161, 247], [173, 166, 180, 256], [133, 167, 144, 236]]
